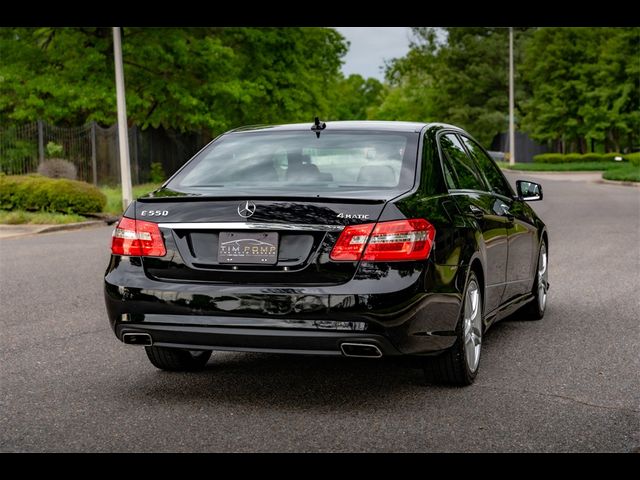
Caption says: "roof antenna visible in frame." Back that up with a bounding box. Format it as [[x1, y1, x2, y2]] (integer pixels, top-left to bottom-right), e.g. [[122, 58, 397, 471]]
[[311, 116, 326, 138]]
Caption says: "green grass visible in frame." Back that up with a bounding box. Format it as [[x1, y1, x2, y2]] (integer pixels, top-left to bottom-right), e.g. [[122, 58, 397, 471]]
[[602, 164, 640, 182], [498, 161, 628, 172], [0, 210, 87, 225], [101, 183, 162, 214]]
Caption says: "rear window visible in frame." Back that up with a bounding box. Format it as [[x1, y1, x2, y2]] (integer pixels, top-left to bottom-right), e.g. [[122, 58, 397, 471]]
[[166, 130, 419, 194]]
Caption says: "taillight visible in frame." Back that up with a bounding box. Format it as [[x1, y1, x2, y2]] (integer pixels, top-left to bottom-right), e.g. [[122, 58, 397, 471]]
[[330, 219, 435, 262], [329, 223, 375, 261], [111, 217, 166, 257]]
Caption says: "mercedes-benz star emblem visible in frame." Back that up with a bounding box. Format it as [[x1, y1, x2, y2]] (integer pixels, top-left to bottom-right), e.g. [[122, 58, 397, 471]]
[[237, 201, 256, 218]]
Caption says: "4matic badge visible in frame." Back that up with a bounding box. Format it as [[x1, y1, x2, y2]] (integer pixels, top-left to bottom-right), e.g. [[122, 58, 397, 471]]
[[337, 212, 370, 220]]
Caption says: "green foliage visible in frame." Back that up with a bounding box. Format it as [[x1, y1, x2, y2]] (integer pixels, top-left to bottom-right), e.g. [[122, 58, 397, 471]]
[[45, 141, 63, 157], [0, 209, 86, 224], [0, 28, 348, 135], [521, 27, 639, 153], [602, 164, 640, 182], [626, 153, 640, 166], [329, 74, 384, 120], [0, 126, 38, 174], [149, 162, 165, 183], [0, 174, 106, 214], [101, 183, 162, 214], [502, 162, 628, 171], [373, 28, 532, 145], [534, 153, 627, 164]]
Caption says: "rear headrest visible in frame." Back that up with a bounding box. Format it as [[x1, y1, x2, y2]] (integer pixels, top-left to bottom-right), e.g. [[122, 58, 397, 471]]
[[357, 165, 397, 186]]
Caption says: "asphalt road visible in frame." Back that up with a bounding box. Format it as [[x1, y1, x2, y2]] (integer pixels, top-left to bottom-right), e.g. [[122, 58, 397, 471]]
[[1, 174, 639, 452]]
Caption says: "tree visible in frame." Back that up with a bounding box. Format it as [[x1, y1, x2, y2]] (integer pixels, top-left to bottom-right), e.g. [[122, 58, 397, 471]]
[[373, 27, 531, 146], [520, 27, 639, 153], [0, 28, 348, 137], [328, 74, 384, 120]]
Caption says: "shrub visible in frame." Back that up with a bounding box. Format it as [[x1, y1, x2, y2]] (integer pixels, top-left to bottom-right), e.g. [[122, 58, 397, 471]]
[[150, 162, 166, 183], [626, 153, 640, 166], [534, 152, 629, 164], [37, 158, 78, 180], [602, 164, 640, 182], [580, 153, 605, 162], [0, 174, 106, 214], [45, 141, 64, 158], [601, 153, 626, 162], [533, 153, 566, 164]]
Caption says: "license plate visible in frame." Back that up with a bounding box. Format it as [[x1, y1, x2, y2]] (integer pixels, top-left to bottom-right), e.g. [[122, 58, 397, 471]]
[[218, 232, 279, 265]]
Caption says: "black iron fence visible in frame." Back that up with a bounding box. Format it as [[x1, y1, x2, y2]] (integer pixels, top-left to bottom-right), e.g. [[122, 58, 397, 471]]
[[0, 121, 207, 185]]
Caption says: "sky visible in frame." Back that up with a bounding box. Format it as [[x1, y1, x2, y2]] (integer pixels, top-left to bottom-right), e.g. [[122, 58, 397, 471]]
[[334, 27, 413, 81]]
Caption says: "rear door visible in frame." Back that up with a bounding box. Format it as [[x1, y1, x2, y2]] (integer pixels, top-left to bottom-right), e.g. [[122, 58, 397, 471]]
[[459, 135, 537, 302], [439, 132, 509, 314]]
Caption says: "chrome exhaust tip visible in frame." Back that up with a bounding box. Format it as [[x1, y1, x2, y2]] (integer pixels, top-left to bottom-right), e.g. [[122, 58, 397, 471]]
[[122, 332, 153, 346], [340, 342, 383, 358]]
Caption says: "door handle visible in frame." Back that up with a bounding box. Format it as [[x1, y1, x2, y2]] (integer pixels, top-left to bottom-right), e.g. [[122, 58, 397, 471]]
[[500, 203, 514, 221], [468, 205, 484, 219]]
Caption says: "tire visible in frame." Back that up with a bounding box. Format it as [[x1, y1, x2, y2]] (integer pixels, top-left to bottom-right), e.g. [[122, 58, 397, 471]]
[[518, 240, 548, 321], [423, 271, 483, 386], [144, 346, 212, 372]]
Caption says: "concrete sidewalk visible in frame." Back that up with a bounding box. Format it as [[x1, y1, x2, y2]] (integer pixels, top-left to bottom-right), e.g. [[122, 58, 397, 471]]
[[0, 220, 107, 239]]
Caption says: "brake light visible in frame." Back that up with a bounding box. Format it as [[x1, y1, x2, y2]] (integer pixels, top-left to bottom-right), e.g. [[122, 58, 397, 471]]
[[111, 217, 166, 257], [330, 219, 435, 262], [329, 223, 375, 261]]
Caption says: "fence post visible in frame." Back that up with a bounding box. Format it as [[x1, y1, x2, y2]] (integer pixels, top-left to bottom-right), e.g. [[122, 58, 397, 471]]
[[91, 121, 98, 185], [37, 119, 45, 164]]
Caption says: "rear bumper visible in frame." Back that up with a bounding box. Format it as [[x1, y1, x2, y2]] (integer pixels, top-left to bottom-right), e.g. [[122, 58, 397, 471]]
[[116, 322, 402, 356], [105, 256, 465, 356]]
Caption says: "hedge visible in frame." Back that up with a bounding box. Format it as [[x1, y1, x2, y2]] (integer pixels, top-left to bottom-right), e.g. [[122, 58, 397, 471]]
[[626, 153, 640, 167], [533, 152, 628, 164], [0, 174, 106, 214]]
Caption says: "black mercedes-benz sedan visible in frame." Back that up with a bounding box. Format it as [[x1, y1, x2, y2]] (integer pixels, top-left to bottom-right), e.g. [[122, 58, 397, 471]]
[[104, 120, 548, 385]]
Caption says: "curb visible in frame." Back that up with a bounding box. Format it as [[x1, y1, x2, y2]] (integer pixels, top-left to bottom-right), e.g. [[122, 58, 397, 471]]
[[36, 220, 108, 234], [0, 220, 108, 239], [594, 178, 640, 188]]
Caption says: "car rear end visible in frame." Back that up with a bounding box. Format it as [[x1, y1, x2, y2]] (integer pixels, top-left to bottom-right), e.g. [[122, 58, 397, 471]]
[[104, 122, 447, 359]]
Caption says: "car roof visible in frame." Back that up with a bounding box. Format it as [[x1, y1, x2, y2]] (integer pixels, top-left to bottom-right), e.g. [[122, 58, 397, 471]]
[[229, 120, 460, 134]]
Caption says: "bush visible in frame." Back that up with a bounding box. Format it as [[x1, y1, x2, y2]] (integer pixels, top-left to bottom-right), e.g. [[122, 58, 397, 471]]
[[533, 152, 628, 164], [533, 153, 568, 164], [626, 153, 640, 166], [0, 174, 106, 214], [45, 141, 64, 158], [602, 164, 640, 182], [37, 158, 77, 180], [601, 153, 626, 162], [149, 162, 166, 183]]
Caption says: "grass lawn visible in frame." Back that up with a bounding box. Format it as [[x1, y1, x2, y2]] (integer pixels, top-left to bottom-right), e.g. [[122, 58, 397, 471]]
[[602, 164, 640, 182], [101, 183, 162, 214], [0, 210, 87, 225]]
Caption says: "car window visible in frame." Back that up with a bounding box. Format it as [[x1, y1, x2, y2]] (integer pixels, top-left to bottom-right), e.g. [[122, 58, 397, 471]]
[[167, 131, 418, 194], [439, 133, 487, 191], [441, 156, 459, 190], [460, 136, 514, 198]]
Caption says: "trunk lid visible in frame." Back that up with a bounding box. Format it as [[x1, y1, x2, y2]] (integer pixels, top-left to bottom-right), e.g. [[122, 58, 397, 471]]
[[137, 192, 389, 285]]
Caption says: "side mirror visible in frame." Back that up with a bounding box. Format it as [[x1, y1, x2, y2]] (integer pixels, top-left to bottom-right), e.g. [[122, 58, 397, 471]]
[[516, 180, 543, 201]]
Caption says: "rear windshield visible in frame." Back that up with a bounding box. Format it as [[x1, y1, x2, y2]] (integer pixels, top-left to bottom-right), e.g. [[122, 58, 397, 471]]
[[166, 130, 419, 194]]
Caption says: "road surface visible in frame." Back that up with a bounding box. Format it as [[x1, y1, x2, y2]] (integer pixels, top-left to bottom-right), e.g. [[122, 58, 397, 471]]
[[1, 173, 638, 452]]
